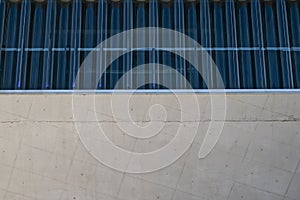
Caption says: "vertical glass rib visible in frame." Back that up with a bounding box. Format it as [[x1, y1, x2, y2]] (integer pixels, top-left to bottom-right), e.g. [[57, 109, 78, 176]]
[[263, 2, 281, 88], [3, 3, 19, 89], [225, 0, 239, 89], [70, 0, 81, 89], [109, 2, 121, 89], [122, 0, 133, 89], [161, 2, 174, 89], [149, 0, 159, 89], [250, 0, 267, 89], [174, 0, 185, 89], [29, 3, 45, 89], [134, 2, 146, 89], [21, 2, 31, 90], [185, 2, 199, 89], [0, 0, 5, 88], [56, 3, 70, 89], [15, 0, 30, 89], [213, 1, 227, 88], [237, 1, 253, 89], [0, 0, 6, 89], [97, 0, 107, 89], [288, 1, 300, 88], [199, 0, 212, 89], [276, 0, 293, 88], [41, 0, 56, 89], [82, 2, 95, 89]]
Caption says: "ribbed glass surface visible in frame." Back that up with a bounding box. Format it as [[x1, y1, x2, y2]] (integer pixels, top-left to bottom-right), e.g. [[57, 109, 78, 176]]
[[0, 0, 299, 90]]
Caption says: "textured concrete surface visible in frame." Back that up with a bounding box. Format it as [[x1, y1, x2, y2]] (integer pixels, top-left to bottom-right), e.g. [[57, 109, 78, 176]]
[[0, 93, 299, 200]]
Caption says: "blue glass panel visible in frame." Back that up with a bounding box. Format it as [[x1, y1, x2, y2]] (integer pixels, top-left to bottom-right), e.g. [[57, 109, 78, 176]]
[[82, 2, 96, 89], [0, 0, 298, 90], [122, 0, 133, 89], [97, 0, 107, 89], [55, 3, 70, 89], [250, 0, 267, 89], [69, 0, 82, 89], [149, 0, 159, 89], [41, 0, 55, 89], [28, 3, 45, 89], [174, 0, 186, 89], [0, 0, 6, 88], [15, 0, 30, 89], [288, 1, 300, 88], [199, 0, 212, 89], [237, 1, 253, 89], [276, 0, 293, 88], [109, 2, 122, 89], [186, 2, 199, 89], [225, 0, 239, 89], [263, 2, 281, 89], [2, 2, 20, 89], [134, 2, 146, 89], [161, 2, 174, 88], [213, 1, 227, 88]]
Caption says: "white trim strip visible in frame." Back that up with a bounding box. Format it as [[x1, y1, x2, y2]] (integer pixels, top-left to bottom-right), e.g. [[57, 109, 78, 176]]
[[1, 89, 300, 94]]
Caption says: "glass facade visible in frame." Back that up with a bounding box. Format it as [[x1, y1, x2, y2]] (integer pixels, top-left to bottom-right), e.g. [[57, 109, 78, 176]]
[[0, 0, 299, 90]]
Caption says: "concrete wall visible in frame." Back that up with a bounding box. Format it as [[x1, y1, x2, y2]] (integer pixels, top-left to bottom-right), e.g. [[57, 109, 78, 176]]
[[0, 93, 299, 200]]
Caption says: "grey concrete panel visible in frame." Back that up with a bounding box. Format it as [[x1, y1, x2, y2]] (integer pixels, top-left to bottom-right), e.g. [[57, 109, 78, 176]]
[[0, 93, 299, 200]]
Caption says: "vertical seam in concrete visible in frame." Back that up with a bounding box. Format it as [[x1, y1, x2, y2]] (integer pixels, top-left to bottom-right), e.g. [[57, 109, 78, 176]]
[[26, 100, 33, 120], [58, 131, 80, 200], [116, 136, 138, 198], [170, 146, 192, 200], [226, 183, 235, 200], [283, 159, 300, 200], [4, 121, 27, 197]]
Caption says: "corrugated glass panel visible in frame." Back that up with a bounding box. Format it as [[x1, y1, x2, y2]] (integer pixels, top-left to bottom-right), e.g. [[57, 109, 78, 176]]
[[0, 0, 299, 90]]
